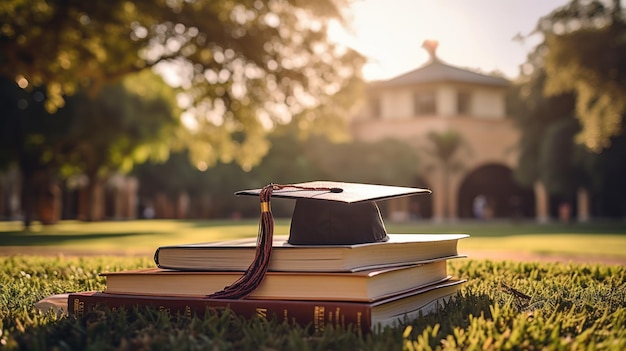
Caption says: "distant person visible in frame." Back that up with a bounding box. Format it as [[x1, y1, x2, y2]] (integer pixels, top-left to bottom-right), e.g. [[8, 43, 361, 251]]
[[143, 205, 155, 219], [473, 195, 487, 219]]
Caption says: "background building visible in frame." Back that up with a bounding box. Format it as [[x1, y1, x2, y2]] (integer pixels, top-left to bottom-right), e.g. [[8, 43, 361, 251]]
[[350, 41, 539, 221]]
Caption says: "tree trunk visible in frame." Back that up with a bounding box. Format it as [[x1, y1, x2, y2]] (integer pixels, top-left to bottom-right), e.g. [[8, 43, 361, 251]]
[[20, 173, 35, 230], [79, 172, 106, 221], [36, 179, 61, 225]]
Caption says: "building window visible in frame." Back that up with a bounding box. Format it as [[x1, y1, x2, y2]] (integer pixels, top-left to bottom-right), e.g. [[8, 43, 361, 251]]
[[370, 97, 382, 119], [413, 91, 436, 115], [457, 90, 471, 115]]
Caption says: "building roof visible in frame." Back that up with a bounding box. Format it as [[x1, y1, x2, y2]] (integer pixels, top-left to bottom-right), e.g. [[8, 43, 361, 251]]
[[372, 59, 509, 88]]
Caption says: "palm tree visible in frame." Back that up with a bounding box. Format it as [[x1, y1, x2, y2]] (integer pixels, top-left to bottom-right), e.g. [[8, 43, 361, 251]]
[[425, 130, 465, 219]]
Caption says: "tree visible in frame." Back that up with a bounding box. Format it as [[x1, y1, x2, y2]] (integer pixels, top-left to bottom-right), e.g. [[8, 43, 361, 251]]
[[0, 71, 180, 226], [424, 130, 466, 219], [0, 0, 365, 169], [0, 77, 67, 227], [55, 71, 181, 221], [510, 69, 580, 194], [532, 0, 626, 151], [513, 0, 626, 218], [132, 125, 424, 219], [538, 118, 586, 199], [586, 133, 626, 217], [302, 136, 421, 186]]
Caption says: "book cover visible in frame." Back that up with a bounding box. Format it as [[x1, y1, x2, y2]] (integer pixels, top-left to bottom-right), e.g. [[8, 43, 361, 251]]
[[102, 259, 454, 302], [154, 233, 468, 272], [68, 279, 465, 333]]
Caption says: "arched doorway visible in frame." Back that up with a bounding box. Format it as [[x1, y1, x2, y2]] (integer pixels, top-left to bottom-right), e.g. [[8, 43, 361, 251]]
[[458, 164, 534, 219]]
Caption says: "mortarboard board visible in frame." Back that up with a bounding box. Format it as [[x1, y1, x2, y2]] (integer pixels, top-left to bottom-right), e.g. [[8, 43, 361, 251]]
[[237, 181, 431, 245], [208, 181, 431, 300]]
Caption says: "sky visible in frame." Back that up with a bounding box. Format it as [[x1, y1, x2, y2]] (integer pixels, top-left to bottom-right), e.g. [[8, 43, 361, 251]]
[[331, 0, 571, 81]]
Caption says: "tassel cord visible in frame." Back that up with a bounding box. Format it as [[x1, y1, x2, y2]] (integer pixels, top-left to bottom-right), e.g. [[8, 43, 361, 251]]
[[207, 183, 338, 299], [208, 184, 275, 299]]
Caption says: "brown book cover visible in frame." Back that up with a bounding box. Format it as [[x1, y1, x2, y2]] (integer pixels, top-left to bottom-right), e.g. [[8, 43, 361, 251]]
[[154, 234, 468, 272], [68, 279, 465, 333], [102, 259, 455, 302]]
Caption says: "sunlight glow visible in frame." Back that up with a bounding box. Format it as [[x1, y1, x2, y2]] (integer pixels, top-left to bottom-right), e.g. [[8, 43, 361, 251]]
[[332, 0, 570, 81], [16, 75, 28, 89]]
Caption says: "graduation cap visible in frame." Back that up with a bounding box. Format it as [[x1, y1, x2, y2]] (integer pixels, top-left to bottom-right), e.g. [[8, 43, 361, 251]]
[[208, 181, 431, 299]]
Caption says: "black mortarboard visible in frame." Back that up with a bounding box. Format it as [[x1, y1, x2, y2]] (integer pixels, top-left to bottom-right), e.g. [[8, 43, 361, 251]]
[[237, 181, 431, 245], [208, 181, 431, 300]]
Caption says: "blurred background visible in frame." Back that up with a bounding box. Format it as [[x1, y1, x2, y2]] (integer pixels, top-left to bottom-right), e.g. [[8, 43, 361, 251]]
[[1, 0, 625, 229]]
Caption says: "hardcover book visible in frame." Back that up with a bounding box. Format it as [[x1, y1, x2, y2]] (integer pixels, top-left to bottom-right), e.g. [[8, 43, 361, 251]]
[[102, 259, 454, 302], [68, 279, 465, 333], [154, 233, 468, 272]]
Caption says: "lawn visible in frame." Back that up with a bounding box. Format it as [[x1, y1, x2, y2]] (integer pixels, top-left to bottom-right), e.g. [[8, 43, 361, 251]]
[[1, 219, 625, 260], [1, 255, 624, 350], [1, 219, 625, 350]]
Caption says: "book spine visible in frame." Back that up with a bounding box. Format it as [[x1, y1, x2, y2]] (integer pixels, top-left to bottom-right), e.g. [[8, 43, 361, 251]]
[[68, 292, 372, 333], [153, 248, 160, 267]]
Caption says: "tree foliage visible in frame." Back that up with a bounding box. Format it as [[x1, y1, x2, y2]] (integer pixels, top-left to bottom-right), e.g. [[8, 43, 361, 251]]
[[511, 71, 580, 194], [0, 71, 180, 225], [0, 76, 71, 226], [422, 130, 467, 218], [0, 0, 365, 169], [302, 137, 421, 186], [425, 130, 465, 167], [534, 0, 626, 151], [537, 118, 584, 197], [56, 70, 181, 178], [133, 127, 422, 218], [514, 0, 626, 217]]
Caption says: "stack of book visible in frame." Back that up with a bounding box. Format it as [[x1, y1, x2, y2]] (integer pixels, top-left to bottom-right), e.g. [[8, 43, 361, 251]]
[[68, 233, 468, 333]]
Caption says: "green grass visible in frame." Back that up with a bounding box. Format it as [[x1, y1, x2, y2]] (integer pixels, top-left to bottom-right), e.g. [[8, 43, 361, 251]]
[[0, 256, 624, 350], [1, 219, 626, 260], [391, 221, 626, 259], [1, 220, 625, 349], [0, 220, 270, 254]]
